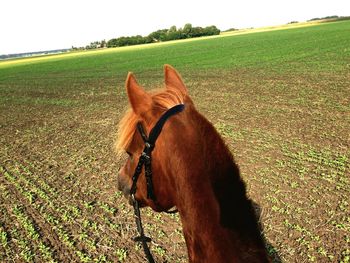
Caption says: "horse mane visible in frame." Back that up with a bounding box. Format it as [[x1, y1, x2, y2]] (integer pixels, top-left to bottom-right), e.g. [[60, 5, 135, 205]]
[[115, 87, 185, 155]]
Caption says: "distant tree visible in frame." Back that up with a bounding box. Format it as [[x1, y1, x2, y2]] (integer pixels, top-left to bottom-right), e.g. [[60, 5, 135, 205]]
[[143, 35, 153, 43], [308, 17, 320, 21], [107, 38, 118, 47], [100, 40, 107, 48], [165, 26, 183, 40], [148, 29, 168, 42], [168, 25, 177, 33], [223, 28, 238, 32], [182, 23, 193, 38], [202, 25, 220, 36], [189, 27, 203, 37]]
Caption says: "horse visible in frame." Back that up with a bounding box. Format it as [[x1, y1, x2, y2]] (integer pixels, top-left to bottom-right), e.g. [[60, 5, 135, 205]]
[[116, 65, 270, 263]]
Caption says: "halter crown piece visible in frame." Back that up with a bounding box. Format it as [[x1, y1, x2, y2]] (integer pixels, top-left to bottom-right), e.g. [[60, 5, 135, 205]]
[[129, 104, 185, 263]]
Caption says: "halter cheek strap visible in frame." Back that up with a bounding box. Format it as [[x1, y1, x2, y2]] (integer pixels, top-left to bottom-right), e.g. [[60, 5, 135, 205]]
[[129, 103, 185, 200], [128, 104, 184, 263]]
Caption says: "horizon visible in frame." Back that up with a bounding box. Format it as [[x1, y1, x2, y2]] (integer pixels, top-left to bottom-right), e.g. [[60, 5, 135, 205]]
[[1, 0, 349, 55], [0, 18, 345, 57]]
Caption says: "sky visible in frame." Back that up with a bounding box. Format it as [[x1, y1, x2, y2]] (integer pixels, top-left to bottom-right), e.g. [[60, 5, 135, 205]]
[[1, 0, 349, 55]]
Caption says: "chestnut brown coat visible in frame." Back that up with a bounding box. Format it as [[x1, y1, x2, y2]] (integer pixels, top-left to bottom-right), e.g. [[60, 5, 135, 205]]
[[116, 65, 270, 263]]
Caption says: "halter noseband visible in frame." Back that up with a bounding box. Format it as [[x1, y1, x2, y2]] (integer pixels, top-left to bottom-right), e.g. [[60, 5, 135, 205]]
[[129, 104, 185, 263]]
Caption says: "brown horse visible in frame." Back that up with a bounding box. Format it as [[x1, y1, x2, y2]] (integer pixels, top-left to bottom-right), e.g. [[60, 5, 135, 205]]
[[116, 65, 270, 262]]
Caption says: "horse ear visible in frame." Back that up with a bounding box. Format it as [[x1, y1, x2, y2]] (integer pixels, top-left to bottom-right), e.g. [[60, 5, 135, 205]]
[[125, 72, 152, 115], [164, 64, 188, 96]]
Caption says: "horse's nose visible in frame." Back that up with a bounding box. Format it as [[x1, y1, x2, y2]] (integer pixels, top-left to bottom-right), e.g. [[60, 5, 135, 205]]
[[117, 169, 130, 196], [116, 170, 123, 191]]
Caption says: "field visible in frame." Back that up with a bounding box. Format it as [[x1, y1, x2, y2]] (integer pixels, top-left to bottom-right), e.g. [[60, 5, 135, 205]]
[[1, 20, 349, 262]]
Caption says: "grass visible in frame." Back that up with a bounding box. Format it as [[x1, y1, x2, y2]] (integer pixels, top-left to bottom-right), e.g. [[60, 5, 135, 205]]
[[1, 20, 349, 74], [0, 19, 349, 262]]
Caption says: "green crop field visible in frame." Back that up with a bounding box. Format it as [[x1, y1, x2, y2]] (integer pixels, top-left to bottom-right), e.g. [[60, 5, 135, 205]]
[[1, 20, 349, 262]]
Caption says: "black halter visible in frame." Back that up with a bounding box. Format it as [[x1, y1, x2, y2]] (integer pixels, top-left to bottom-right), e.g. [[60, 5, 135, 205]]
[[129, 104, 185, 263]]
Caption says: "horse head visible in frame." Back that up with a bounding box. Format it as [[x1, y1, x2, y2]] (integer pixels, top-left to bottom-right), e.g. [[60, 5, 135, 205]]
[[116, 65, 191, 212]]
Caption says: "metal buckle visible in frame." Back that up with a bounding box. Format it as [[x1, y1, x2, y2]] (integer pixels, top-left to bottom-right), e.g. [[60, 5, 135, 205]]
[[131, 193, 136, 203], [141, 151, 151, 160], [145, 142, 152, 149]]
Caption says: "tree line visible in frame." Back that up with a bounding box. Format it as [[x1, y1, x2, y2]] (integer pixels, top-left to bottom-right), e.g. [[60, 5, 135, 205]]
[[106, 24, 220, 48], [72, 24, 220, 50], [307, 15, 349, 22]]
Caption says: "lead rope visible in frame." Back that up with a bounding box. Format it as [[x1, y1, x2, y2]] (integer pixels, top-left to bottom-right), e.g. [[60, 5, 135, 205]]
[[130, 148, 178, 262], [130, 151, 155, 263], [131, 194, 155, 263]]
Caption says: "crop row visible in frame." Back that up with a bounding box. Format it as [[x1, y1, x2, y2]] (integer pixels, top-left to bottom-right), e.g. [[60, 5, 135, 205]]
[[1, 164, 118, 262], [0, 158, 181, 262], [21, 157, 186, 262], [0, 179, 56, 262]]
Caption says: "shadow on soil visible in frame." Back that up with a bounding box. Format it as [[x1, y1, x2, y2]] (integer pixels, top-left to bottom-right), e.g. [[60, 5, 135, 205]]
[[253, 201, 283, 263]]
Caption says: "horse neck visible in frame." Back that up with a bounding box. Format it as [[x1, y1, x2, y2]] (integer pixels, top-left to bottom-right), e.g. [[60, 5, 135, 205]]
[[168, 109, 269, 263]]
